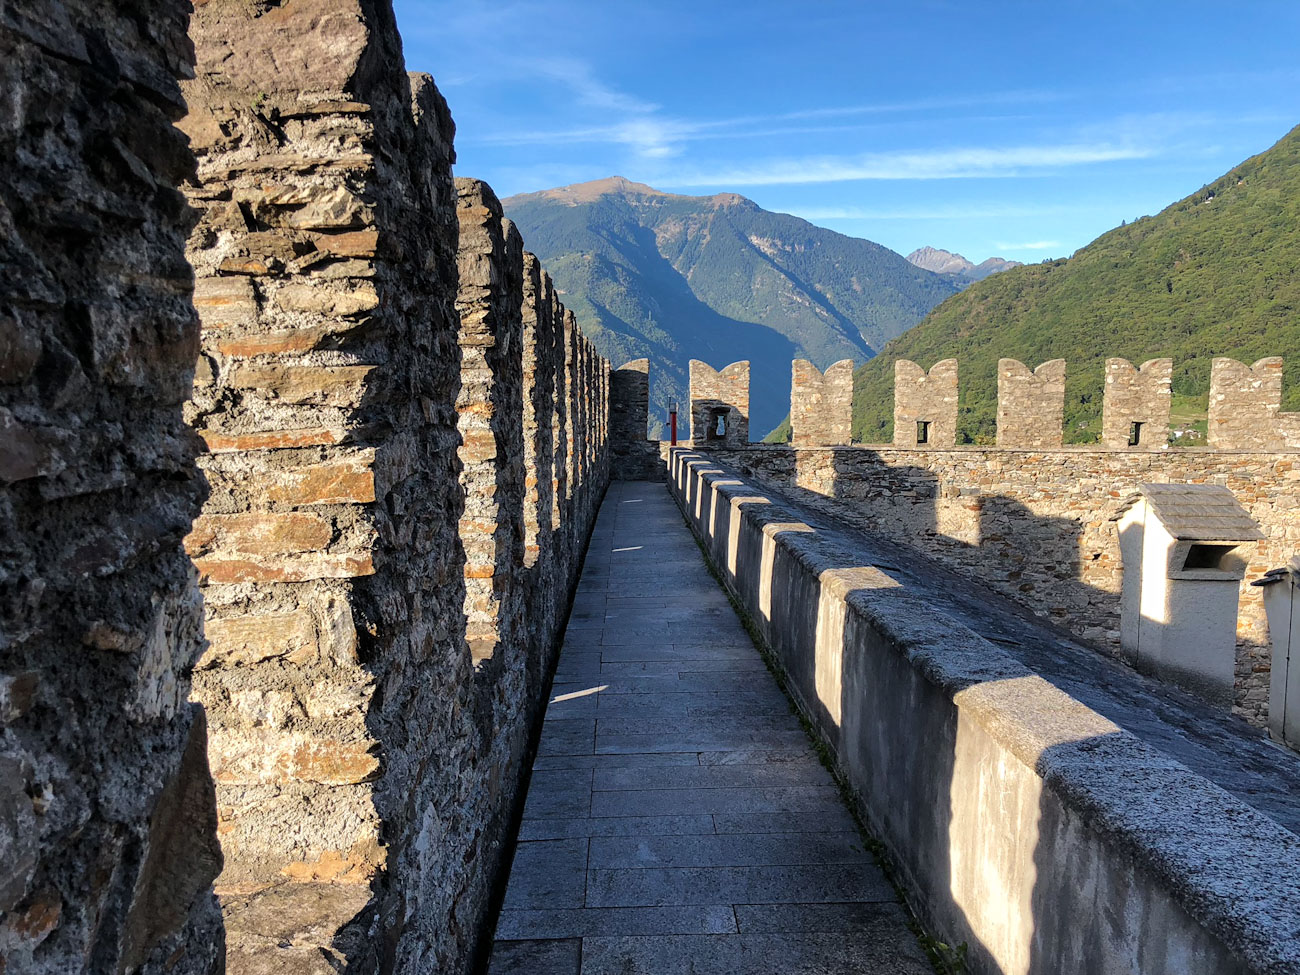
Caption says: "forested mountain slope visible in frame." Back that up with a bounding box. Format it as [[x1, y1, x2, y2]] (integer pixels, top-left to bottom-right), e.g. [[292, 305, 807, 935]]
[[850, 125, 1300, 444]]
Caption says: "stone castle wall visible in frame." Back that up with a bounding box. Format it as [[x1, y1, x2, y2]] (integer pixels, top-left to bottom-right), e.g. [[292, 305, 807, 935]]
[[610, 359, 665, 479], [884, 354, 1300, 449], [893, 359, 958, 448], [1208, 356, 1300, 449], [0, 3, 225, 974], [711, 445, 1300, 726], [689, 359, 749, 446], [11, 0, 1300, 967], [1102, 357, 1171, 448], [790, 359, 854, 447], [997, 358, 1066, 448], [173, 2, 610, 971], [456, 182, 526, 668]]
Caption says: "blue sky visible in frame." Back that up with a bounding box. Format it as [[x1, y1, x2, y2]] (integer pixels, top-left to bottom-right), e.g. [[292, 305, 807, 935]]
[[392, 0, 1300, 263]]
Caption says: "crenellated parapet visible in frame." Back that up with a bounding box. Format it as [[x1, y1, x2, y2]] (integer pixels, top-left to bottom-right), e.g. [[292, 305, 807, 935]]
[[690, 359, 751, 446], [177, 4, 611, 968], [717, 353, 1300, 451], [894, 359, 958, 447], [791, 359, 854, 446], [1209, 357, 1300, 449], [997, 358, 1067, 448], [1102, 358, 1172, 448]]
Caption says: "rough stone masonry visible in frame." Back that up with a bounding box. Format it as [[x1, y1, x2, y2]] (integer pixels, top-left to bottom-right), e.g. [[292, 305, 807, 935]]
[[1, 2, 223, 973], [997, 358, 1066, 448], [177, 0, 609, 972], [790, 358, 854, 447], [610, 359, 664, 479], [689, 359, 751, 446], [893, 358, 958, 448]]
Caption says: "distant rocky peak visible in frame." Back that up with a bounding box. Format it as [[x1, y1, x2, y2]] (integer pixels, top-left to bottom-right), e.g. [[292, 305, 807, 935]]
[[906, 246, 975, 275], [907, 246, 1021, 282]]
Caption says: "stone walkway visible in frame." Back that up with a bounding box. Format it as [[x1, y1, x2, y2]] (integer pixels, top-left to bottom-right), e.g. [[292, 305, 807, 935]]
[[487, 481, 932, 975]]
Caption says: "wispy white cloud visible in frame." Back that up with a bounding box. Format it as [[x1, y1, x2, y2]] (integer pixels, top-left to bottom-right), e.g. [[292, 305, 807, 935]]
[[528, 57, 660, 114], [790, 203, 1088, 221], [469, 88, 1067, 154], [996, 240, 1062, 251], [767, 89, 1066, 123], [664, 142, 1154, 187]]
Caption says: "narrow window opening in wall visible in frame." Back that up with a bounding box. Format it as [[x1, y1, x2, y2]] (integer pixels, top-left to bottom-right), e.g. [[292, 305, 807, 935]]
[[707, 408, 728, 441], [1183, 543, 1237, 571], [916, 420, 930, 444], [1128, 421, 1143, 446]]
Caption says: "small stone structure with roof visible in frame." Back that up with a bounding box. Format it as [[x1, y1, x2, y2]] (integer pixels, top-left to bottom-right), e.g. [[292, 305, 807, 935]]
[[1114, 483, 1264, 705]]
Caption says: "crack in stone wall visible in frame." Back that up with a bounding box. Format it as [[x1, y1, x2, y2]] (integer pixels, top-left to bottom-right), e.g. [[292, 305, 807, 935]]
[[0, 2, 223, 972]]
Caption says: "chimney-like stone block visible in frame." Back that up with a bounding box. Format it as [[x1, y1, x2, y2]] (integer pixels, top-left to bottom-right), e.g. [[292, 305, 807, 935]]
[[1102, 358, 1172, 449], [997, 358, 1066, 448], [791, 359, 855, 446], [690, 360, 751, 447], [894, 359, 959, 447]]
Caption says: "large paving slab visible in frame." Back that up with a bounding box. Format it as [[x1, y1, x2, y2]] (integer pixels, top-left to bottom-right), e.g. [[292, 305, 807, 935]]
[[488, 480, 933, 974]]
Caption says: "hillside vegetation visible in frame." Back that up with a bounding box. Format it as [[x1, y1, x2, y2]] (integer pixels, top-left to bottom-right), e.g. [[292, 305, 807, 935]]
[[504, 178, 957, 437], [851, 124, 1300, 444]]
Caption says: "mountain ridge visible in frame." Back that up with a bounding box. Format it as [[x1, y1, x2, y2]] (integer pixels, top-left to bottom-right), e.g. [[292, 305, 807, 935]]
[[503, 178, 960, 437]]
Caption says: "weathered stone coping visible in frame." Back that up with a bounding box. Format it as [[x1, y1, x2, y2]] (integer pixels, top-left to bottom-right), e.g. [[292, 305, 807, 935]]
[[669, 448, 1300, 975], [727, 442, 1300, 456]]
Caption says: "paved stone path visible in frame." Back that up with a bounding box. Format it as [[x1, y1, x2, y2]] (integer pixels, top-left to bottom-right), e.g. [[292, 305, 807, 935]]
[[487, 481, 932, 975]]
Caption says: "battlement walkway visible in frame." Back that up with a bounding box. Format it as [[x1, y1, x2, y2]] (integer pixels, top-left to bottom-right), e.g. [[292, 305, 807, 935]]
[[487, 480, 933, 974]]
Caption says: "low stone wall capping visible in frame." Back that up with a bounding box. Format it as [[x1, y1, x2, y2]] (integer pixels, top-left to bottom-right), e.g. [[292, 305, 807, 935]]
[[669, 449, 1300, 975]]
